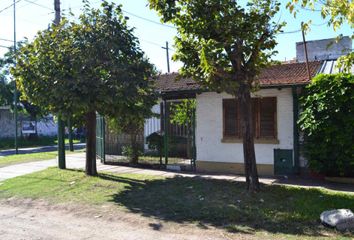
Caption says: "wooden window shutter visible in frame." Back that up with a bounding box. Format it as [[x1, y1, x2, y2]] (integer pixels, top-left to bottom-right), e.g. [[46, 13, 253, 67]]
[[259, 97, 277, 138], [223, 99, 239, 137]]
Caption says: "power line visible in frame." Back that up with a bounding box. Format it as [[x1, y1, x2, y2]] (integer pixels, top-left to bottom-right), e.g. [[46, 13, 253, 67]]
[[0, 45, 10, 49], [140, 39, 164, 48], [122, 9, 176, 30], [0, 0, 22, 14], [312, 21, 327, 26], [301, 6, 322, 12], [23, 0, 53, 11], [278, 22, 328, 35], [60, 1, 176, 30], [278, 29, 302, 35], [140, 38, 175, 51], [0, 38, 14, 43]]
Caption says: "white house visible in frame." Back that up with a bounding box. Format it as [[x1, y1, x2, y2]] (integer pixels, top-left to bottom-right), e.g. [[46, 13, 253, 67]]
[[147, 56, 354, 177], [143, 37, 353, 176], [150, 61, 324, 176]]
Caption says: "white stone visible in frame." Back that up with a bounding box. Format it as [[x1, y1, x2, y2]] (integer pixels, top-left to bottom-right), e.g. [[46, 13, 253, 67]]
[[336, 216, 354, 231], [320, 209, 354, 227]]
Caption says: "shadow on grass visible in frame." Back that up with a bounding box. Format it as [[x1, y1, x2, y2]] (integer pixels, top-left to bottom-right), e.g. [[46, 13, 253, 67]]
[[98, 173, 354, 237]]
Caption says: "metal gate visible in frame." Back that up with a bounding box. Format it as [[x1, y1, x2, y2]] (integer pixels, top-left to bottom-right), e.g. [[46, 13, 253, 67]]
[[160, 100, 196, 171], [95, 99, 196, 172], [96, 114, 105, 162]]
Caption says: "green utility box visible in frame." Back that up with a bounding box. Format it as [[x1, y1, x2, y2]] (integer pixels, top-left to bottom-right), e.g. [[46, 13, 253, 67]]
[[274, 149, 294, 176]]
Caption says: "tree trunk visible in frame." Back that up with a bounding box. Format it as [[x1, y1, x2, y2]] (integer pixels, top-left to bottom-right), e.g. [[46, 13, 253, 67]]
[[238, 85, 260, 192], [85, 111, 97, 176]]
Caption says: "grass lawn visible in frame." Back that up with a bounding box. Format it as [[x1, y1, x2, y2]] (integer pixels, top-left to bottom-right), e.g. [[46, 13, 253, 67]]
[[0, 136, 81, 150], [0, 168, 352, 239], [0, 151, 82, 168]]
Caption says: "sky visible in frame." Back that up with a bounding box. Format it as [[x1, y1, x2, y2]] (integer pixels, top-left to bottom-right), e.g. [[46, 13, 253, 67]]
[[0, 0, 352, 74]]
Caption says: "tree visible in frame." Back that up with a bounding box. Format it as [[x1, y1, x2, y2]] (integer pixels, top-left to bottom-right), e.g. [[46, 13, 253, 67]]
[[298, 74, 354, 177], [12, 1, 156, 176], [0, 78, 12, 107], [0, 43, 45, 122], [287, 0, 354, 70], [149, 0, 284, 191], [0, 47, 14, 107]]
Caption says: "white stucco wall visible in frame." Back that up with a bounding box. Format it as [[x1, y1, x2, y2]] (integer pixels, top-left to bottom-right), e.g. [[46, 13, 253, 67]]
[[144, 103, 161, 150], [196, 88, 294, 165], [37, 119, 57, 136]]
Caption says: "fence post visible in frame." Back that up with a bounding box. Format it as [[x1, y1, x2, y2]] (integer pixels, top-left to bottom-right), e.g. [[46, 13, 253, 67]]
[[58, 115, 66, 169], [163, 99, 169, 165], [192, 106, 196, 171], [102, 117, 106, 163]]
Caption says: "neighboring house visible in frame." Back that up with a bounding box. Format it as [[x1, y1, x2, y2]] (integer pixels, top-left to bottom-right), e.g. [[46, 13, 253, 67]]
[[0, 106, 16, 138], [144, 37, 352, 176], [0, 106, 57, 138]]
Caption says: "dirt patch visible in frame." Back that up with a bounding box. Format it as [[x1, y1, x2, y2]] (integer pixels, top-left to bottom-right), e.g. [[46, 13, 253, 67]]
[[0, 198, 247, 240]]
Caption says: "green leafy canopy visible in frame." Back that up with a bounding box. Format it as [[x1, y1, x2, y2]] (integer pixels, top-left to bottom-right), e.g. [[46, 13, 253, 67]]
[[12, 1, 157, 121], [170, 99, 196, 126], [0, 41, 45, 119]]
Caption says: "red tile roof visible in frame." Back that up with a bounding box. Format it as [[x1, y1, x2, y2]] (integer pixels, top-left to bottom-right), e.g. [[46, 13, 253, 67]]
[[257, 61, 322, 86], [154, 73, 200, 92], [154, 61, 322, 93]]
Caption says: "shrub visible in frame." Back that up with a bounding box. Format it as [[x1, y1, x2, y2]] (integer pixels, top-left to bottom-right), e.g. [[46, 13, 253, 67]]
[[146, 132, 189, 158], [122, 145, 142, 164], [299, 73, 354, 177], [146, 132, 163, 152]]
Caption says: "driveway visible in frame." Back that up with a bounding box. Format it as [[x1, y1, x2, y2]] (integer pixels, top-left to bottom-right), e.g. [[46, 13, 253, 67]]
[[0, 154, 85, 182]]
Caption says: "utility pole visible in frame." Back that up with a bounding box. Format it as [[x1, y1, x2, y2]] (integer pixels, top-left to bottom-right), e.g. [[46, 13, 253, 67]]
[[162, 41, 170, 73], [54, 0, 60, 25], [13, 0, 18, 154], [301, 22, 311, 81], [54, 0, 66, 169]]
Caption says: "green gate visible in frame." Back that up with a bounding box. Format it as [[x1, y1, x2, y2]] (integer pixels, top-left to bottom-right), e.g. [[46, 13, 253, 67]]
[[96, 114, 105, 163], [274, 149, 293, 176]]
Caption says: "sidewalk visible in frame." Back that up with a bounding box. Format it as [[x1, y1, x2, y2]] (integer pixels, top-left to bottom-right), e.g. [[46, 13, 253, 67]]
[[0, 143, 86, 157], [0, 152, 353, 193], [0, 154, 85, 182]]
